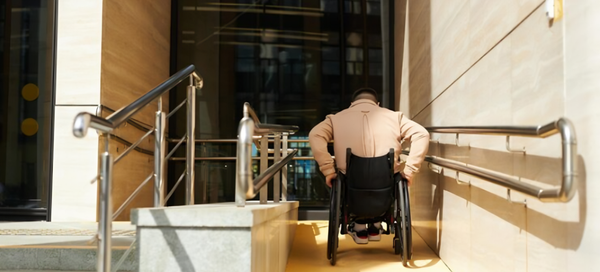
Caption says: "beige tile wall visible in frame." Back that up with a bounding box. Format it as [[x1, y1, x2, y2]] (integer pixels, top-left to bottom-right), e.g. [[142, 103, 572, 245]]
[[563, 1, 600, 271], [51, 0, 103, 221], [51, 106, 99, 221], [399, 0, 600, 270], [405, 0, 544, 118], [55, 0, 103, 105]]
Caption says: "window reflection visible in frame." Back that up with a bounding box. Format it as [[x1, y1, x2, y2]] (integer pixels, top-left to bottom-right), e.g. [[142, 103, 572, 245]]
[[367, 0, 381, 15], [344, 0, 361, 14], [321, 0, 338, 13]]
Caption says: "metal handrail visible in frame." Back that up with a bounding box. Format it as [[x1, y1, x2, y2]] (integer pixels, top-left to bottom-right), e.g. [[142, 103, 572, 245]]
[[243, 102, 261, 124], [425, 120, 561, 138], [420, 118, 577, 202], [100, 105, 152, 133], [167, 138, 310, 143], [252, 149, 299, 197], [72, 64, 202, 137], [169, 156, 314, 161], [236, 103, 298, 207], [243, 102, 262, 148], [255, 123, 300, 135], [72, 64, 203, 272], [195, 118, 576, 204]]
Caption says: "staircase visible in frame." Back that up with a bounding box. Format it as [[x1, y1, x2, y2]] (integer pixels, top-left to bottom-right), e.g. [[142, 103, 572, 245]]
[[0, 222, 136, 271]]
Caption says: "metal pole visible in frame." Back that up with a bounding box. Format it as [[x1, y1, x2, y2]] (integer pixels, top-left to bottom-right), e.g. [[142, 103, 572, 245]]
[[281, 134, 288, 201], [273, 133, 281, 203], [186, 82, 196, 205], [236, 117, 255, 207], [202, 144, 208, 203], [154, 110, 166, 207], [260, 135, 268, 204], [98, 150, 113, 272]]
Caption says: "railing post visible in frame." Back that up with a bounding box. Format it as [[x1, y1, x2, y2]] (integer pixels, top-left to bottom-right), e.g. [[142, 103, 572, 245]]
[[260, 135, 268, 204], [186, 80, 196, 205], [201, 143, 208, 203], [98, 144, 113, 272], [273, 133, 281, 203], [200, 144, 208, 204], [236, 117, 254, 207], [154, 110, 166, 207], [281, 134, 288, 201]]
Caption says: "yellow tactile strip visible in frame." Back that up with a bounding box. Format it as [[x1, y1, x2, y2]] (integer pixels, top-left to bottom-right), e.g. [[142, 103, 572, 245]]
[[0, 229, 136, 236]]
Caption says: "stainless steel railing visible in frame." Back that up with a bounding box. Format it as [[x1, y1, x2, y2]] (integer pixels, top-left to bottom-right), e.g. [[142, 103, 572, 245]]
[[187, 118, 577, 204], [72, 64, 203, 272], [235, 102, 299, 207], [415, 118, 577, 202]]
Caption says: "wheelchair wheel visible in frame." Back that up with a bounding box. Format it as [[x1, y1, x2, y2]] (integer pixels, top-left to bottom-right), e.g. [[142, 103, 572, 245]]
[[327, 182, 334, 261], [393, 191, 401, 255], [327, 176, 342, 266], [393, 234, 401, 255], [398, 178, 412, 266]]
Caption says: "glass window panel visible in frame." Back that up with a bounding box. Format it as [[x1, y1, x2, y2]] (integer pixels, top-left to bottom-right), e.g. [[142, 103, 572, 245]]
[[344, 1, 352, 13], [369, 62, 382, 76], [236, 59, 255, 72], [0, 0, 55, 219], [283, 0, 301, 8], [286, 48, 302, 60], [172, 0, 393, 210], [346, 63, 355, 75], [368, 34, 382, 48], [323, 32, 339, 45], [236, 30, 256, 42], [293, 63, 305, 75], [367, 0, 381, 15], [322, 46, 340, 60], [321, 0, 338, 13], [346, 32, 363, 46], [236, 45, 254, 58], [344, 0, 361, 14], [346, 47, 363, 61], [353, 0, 362, 14], [355, 63, 363, 75], [323, 61, 340, 75], [259, 44, 278, 59], [369, 48, 382, 62]]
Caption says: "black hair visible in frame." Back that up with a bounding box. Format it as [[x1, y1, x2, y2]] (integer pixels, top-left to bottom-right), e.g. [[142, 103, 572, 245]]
[[351, 87, 378, 102]]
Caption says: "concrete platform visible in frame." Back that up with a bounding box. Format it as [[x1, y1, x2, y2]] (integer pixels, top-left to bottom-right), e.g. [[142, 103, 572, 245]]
[[0, 222, 136, 271], [132, 201, 299, 272]]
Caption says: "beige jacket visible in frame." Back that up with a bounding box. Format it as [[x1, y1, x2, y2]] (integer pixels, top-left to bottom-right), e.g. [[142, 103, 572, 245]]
[[308, 99, 430, 179]]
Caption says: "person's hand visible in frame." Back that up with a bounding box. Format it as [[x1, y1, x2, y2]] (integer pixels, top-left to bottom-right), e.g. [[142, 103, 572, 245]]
[[401, 172, 413, 186], [325, 173, 337, 188]]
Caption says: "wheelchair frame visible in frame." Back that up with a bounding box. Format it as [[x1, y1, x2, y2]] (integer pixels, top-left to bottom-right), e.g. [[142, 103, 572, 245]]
[[326, 170, 413, 267]]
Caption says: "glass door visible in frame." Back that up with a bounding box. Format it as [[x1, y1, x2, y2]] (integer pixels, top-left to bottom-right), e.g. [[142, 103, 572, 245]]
[[0, 0, 56, 221]]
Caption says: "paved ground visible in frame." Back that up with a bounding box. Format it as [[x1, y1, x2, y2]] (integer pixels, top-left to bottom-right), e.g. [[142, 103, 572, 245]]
[[285, 221, 452, 272], [0, 221, 135, 248]]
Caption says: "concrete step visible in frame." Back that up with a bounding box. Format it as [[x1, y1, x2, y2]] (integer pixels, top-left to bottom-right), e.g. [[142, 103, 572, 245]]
[[0, 222, 136, 271]]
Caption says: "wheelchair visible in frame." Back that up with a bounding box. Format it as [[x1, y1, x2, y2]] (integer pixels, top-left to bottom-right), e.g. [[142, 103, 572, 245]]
[[327, 148, 412, 267]]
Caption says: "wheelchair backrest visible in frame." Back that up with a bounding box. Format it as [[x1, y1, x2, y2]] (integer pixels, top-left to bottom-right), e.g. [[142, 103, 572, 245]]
[[345, 148, 395, 189], [343, 148, 395, 218]]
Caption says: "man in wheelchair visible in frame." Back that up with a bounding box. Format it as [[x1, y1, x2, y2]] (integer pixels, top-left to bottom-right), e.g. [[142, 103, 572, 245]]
[[308, 87, 430, 245]]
